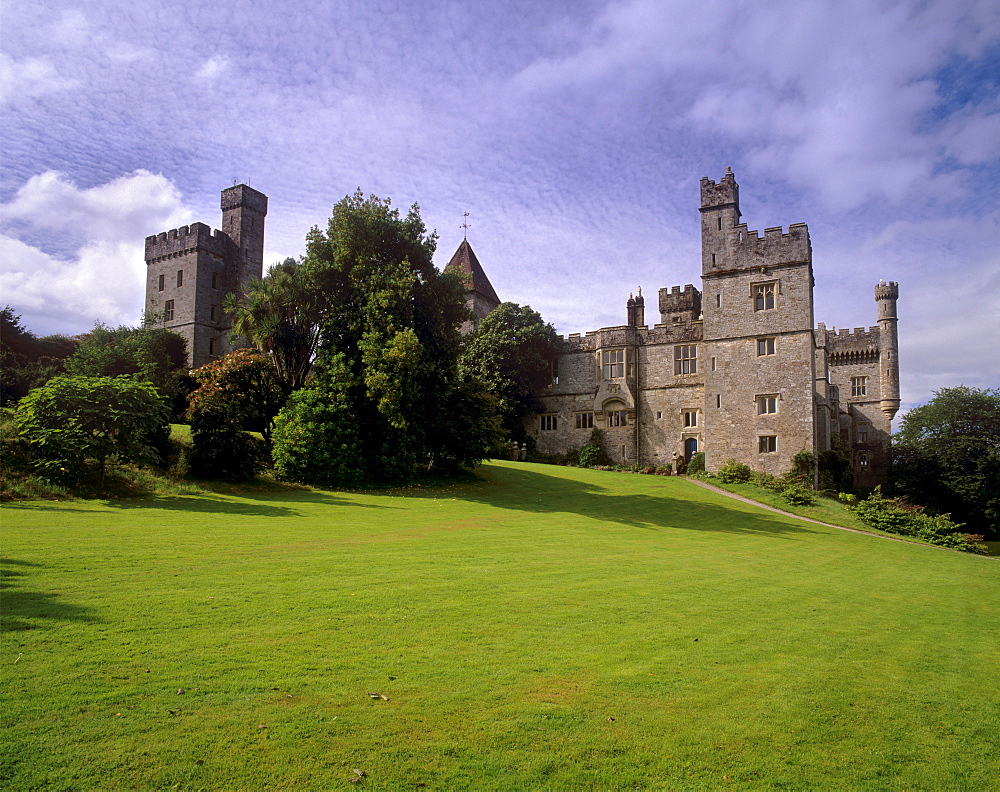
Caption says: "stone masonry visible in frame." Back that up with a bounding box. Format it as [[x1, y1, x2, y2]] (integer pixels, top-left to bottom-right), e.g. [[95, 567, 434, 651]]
[[144, 185, 267, 368], [515, 169, 900, 487]]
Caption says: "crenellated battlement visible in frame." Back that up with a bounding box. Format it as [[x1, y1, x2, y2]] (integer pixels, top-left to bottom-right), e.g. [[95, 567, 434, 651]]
[[719, 222, 811, 271], [700, 168, 739, 210], [826, 325, 882, 366], [144, 222, 233, 262], [658, 283, 702, 322], [875, 281, 899, 301]]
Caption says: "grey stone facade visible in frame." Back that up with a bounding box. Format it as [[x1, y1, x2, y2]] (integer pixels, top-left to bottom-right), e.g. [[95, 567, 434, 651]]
[[144, 185, 267, 368], [517, 169, 900, 487]]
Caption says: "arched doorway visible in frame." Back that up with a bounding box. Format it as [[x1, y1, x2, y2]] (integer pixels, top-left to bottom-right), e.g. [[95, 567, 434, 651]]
[[684, 437, 698, 462]]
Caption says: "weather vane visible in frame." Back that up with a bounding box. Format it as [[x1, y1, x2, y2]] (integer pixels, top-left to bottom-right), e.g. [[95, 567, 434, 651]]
[[460, 211, 471, 239]]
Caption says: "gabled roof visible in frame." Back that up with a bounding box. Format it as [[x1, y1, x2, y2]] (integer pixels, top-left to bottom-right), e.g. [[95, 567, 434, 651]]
[[445, 238, 500, 306]]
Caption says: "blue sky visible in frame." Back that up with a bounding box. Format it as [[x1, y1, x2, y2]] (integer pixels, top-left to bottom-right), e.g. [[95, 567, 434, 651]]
[[2, 0, 998, 416]]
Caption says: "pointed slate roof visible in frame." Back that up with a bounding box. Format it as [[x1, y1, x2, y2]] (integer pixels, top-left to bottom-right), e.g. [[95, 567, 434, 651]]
[[445, 238, 500, 306]]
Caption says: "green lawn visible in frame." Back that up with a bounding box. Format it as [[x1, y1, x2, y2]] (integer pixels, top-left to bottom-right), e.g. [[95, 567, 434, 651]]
[[2, 461, 998, 790]]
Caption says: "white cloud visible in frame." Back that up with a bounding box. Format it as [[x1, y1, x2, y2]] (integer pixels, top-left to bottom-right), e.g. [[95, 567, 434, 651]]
[[195, 56, 230, 81], [0, 171, 192, 335], [0, 53, 78, 103]]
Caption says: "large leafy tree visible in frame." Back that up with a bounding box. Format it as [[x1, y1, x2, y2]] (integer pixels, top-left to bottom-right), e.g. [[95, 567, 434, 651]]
[[460, 302, 560, 440], [889, 386, 1000, 538], [225, 258, 322, 394], [15, 375, 170, 488], [271, 191, 500, 484]]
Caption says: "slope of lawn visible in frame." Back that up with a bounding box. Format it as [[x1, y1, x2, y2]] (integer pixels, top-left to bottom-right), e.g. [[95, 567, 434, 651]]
[[2, 461, 998, 790]]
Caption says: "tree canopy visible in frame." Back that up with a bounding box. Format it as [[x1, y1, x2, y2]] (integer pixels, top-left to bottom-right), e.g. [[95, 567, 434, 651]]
[[0, 306, 77, 404], [270, 191, 500, 485], [890, 386, 1000, 539], [15, 375, 170, 488], [460, 302, 560, 440]]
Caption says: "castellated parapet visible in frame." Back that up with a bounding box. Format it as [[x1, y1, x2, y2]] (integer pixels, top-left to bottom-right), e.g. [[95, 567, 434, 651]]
[[721, 223, 812, 272], [517, 169, 900, 487], [144, 185, 266, 369], [145, 222, 235, 262], [659, 284, 702, 323]]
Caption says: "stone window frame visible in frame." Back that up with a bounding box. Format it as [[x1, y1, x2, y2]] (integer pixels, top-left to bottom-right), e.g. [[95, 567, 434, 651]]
[[682, 409, 698, 428], [602, 349, 625, 379], [856, 423, 869, 444], [575, 412, 594, 429], [674, 344, 697, 375], [176, 269, 184, 288], [756, 337, 776, 356], [210, 304, 218, 322], [211, 272, 219, 290], [756, 394, 779, 415], [758, 435, 777, 453], [158, 274, 165, 292], [858, 450, 870, 469], [605, 401, 628, 428], [751, 280, 778, 311], [209, 338, 216, 357], [540, 414, 558, 431], [851, 376, 868, 397], [163, 300, 174, 322]]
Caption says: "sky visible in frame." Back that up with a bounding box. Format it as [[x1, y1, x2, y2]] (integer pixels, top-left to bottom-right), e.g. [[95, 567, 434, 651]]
[[2, 0, 998, 417]]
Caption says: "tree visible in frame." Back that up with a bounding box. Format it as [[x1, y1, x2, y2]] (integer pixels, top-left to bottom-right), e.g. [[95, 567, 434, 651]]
[[226, 258, 322, 394], [270, 190, 497, 485], [459, 302, 560, 440], [889, 386, 1000, 539], [64, 322, 190, 413], [14, 376, 170, 488], [0, 306, 77, 405]]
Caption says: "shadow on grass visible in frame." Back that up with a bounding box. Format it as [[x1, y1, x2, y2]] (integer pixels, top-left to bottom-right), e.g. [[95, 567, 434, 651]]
[[4, 490, 395, 517], [383, 463, 823, 540], [1, 558, 101, 631]]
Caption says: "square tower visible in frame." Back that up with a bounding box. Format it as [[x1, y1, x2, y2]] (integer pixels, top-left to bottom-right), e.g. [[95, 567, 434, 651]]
[[144, 185, 267, 368]]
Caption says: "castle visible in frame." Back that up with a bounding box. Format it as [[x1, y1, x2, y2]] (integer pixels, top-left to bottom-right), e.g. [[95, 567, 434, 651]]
[[144, 171, 899, 486], [519, 169, 900, 487], [144, 184, 267, 366]]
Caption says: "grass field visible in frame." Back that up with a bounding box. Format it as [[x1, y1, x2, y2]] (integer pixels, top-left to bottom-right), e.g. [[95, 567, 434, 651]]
[[2, 461, 998, 790]]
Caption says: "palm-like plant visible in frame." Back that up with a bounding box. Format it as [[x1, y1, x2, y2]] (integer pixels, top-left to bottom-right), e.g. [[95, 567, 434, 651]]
[[225, 258, 322, 394]]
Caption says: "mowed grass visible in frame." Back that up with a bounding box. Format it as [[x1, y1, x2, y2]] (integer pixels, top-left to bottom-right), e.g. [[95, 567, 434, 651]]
[[2, 462, 998, 790]]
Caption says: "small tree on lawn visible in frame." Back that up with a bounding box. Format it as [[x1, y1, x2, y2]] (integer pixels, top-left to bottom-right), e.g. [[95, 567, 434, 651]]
[[14, 375, 169, 488]]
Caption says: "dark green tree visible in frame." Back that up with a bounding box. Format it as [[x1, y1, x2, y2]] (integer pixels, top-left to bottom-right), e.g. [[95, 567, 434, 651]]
[[14, 375, 170, 488], [459, 302, 560, 441], [270, 190, 498, 485], [0, 307, 77, 404], [889, 386, 1000, 539]]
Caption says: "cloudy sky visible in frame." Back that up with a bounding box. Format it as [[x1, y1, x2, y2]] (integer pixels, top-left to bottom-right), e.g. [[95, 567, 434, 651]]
[[2, 0, 998, 415]]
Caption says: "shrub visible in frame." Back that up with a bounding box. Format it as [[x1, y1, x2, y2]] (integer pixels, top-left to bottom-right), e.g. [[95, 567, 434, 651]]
[[14, 375, 169, 488], [717, 460, 753, 484], [271, 384, 364, 487], [578, 429, 610, 468], [781, 484, 816, 506], [187, 408, 266, 481], [845, 487, 986, 554], [687, 452, 705, 474], [750, 470, 782, 492]]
